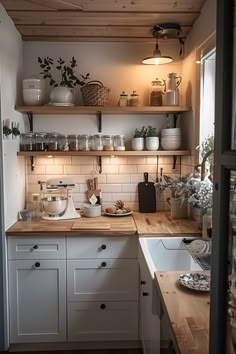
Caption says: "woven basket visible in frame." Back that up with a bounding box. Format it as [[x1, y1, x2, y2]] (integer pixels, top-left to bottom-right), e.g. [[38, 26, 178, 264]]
[[81, 80, 110, 106]]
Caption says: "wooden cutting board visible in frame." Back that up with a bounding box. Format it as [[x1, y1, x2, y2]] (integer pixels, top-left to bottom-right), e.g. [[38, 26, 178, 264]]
[[138, 172, 156, 213], [71, 221, 111, 230]]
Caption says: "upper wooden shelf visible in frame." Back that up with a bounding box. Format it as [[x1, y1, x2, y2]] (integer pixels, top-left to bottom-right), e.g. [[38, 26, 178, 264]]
[[17, 150, 190, 157], [15, 105, 191, 115]]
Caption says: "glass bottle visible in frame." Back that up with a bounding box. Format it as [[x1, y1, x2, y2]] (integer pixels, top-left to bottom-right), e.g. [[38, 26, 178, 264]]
[[35, 132, 47, 151], [103, 135, 114, 151], [24, 132, 36, 151], [58, 134, 69, 151], [129, 91, 140, 107], [114, 135, 125, 151], [68, 134, 79, 151], [118, 91, 128, 107], [47, 132, 59, 151], [149, 78, 164, 106], [20, 133, 25, 151], [92, 134, 103, 151]]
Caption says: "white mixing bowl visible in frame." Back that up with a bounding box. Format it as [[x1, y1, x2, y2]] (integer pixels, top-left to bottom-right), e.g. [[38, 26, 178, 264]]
[[41, 196, 67, 215]]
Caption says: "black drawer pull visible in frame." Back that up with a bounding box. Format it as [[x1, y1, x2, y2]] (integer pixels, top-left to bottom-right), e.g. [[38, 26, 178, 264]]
[[101, 244, 107, 250], [35, 262, 40, 268], [101, 262, 107, 267], [100, 304, 106, 310], [140, 280, 146, 285], [142, 292, 149, 296], [33, 245, 38, 250]]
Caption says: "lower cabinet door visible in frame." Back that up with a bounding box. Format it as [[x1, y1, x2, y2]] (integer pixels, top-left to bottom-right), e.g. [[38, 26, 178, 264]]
[[67, 258, 138, 301], [68, 301, 139, 341], [8, 259, 66, 343]]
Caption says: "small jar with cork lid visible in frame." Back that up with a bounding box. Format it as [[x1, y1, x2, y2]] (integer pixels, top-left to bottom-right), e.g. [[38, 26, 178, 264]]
[[103, 135, 114, 151], [129, 91, 140, 107], [149, 78, 164, 106], [118, 91, 128, 107]]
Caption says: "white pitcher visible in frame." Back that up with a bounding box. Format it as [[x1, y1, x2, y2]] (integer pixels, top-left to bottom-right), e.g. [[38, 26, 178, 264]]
[[166, 72, 182, 91]]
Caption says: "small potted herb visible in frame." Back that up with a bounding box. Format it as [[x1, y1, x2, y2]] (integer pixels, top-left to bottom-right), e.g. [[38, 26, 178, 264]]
[[132, 126, 146, 151], [38, 56, 90, 104], [145, 125, 159, 151]]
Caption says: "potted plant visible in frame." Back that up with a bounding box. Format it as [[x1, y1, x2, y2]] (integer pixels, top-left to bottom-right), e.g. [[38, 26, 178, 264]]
[[145, 125, 159, 151], [131, 126, 146, 151], [38, 56, 90, 104]]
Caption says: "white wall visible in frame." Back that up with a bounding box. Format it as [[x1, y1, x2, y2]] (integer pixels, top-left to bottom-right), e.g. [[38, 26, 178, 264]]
[[0, 3, 25, 229]]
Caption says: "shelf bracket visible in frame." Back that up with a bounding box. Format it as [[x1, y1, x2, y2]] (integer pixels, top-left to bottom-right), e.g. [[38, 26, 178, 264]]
[[97, 111, 102, 132], [173, 113, 179, 128], [97, 156, 102, 174], [30, 156, 35, 171], [172, 155, 178, 170], [27, 112, 33, 132]]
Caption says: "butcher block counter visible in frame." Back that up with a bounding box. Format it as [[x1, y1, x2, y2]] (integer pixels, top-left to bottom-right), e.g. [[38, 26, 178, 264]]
[[6, 212, 200, 236], [155, 271, 210, 354]]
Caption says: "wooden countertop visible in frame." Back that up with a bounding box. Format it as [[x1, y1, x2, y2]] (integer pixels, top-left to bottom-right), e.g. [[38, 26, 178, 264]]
[[155, 271, 210, 354], [133, 212, 201, 236], [6, 215, 137, 236], [6, 212, 201, 236]]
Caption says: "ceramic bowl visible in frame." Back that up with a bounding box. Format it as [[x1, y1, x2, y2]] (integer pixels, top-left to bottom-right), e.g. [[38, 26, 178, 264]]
[[83, 203, 101, 217], [161, 128, 181, 136], [41, 196, 67, 215], [23, 88, 44, 106], [161, 140, 182, 150]]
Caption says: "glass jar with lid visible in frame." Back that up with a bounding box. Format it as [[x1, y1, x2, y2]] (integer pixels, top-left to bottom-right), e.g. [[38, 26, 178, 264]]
[[129, 91, 140, 107], [80, 134, 91, 151], [35, 132, 47, 151], [23, 132, 36, 151], [92, 134, 103, 151], [58, 134, 69, 151], [149, 78, 164, 106], [47, 132, 59, 151], [103, 135, 114, 151], [114, 135, 125, 151], [68, 134, 79, 151], [118, 91, 128, 107], [20, 133, 25, 151]]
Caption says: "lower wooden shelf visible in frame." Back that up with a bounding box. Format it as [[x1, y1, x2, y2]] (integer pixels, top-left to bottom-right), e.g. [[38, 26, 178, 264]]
[[17, 150, 190, 157]]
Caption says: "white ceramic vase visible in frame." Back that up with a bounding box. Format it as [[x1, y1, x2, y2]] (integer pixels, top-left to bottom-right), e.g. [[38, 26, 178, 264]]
[[145, 137, 159, 151], [131, 137, 145, 151], [50, 86, 74, 104]]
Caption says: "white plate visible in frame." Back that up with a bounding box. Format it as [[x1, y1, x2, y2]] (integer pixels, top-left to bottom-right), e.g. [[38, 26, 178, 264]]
[[48, 102, 75, 107], [178, 273, 210, 292], [105, 211, 133, 217]]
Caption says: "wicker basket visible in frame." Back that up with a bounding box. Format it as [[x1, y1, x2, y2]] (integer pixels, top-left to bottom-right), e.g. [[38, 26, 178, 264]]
[[81, 80, 110, 106]]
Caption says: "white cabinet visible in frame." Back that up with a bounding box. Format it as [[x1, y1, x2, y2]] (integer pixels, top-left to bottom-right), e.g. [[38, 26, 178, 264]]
[[8, 237, 66, 344], [67, 236, 139, 342], [139, 255, 160, 354]]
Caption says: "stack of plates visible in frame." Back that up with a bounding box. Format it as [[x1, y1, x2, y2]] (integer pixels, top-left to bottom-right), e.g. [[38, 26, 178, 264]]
[[161, 128, 182, 150]]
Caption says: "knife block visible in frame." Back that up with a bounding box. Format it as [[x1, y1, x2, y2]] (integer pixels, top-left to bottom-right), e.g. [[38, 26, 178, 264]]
[[87, 189, 102, 205]]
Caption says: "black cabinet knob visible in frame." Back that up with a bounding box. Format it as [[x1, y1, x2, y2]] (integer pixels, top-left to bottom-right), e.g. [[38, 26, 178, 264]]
[[101, 244, 107, 250], [101, 262, 107, 267], [33, 245, 38, 250], [100, 304, 106, 310], [35, 262, 40, 268], [142, 292, 149, 296], [140, 280, 146, 285]]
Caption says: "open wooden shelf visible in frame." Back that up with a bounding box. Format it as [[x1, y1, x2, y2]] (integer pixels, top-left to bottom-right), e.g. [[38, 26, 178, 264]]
[[17, 150, 190, 157], [15, 105, 191, 115]]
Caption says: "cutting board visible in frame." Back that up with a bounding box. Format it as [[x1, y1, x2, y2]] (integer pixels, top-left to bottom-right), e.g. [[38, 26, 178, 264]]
[[138, 172, 156, 213], [71, 221, 111, 230]]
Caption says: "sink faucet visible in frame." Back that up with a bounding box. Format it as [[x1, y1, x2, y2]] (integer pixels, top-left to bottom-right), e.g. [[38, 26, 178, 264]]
[[201, 149, 214, 181]]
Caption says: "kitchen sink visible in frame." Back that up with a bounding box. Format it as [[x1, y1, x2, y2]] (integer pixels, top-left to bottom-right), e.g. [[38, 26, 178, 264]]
[[138, 237, 203, 279]]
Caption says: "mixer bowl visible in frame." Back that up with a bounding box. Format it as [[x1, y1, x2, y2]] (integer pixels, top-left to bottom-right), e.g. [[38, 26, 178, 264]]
[[41, 196, 67, 215]]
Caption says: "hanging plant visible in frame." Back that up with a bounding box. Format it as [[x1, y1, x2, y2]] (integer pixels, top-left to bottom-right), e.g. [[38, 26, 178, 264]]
[[3, 125, 12, 137]]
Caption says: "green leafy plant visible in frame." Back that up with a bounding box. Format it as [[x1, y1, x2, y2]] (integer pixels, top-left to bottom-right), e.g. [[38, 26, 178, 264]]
[[38, 56, 90, 88], [133, 126, 146, 138], [3, 125, 12, 136], [200, 135, 214, 163], [12, 126, 20, 136], [145, 125, 158, 137]]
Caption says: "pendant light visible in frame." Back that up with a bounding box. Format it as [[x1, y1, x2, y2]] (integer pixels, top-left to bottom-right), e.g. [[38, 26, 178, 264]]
[[142, 23, 182, 65], [142, 38, 173, 65]]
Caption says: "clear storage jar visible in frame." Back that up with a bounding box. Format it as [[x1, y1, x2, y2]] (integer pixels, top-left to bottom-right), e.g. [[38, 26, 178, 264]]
[[58, 134, 69, 151], [114, 135, 125, 150], [47, 132, 59, 151], [35, 132, 47, 151], [80, 134, 91, 151], [118, 91, 128, 107], [103, 135, 114, 151], [68, 134, 79, 151], [92, 134, 103, 151], [129, 91, 140, 107], [149, 78, 164, 106], [23, 132, 36, 151]]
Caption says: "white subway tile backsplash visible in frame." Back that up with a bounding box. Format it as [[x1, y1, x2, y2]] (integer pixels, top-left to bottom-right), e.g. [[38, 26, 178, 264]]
[[111, 157, 128, 165], [122, 184, 138, 193], [111, 193, 131, 202], [101, 193, 112, 202], [118, 164, 137, 174], [127, 156, 146, 165], [101, 164, 119, 174], [64, 165, 82, 174], [72, 156, 96, 165], [27, 164, 46, 175], [107, 174, 131, 183], [54, 156, 72, 165], [146, 156, 157, 165], [45, 165, 64, 175], [100, 184, 122, 192], [80, 165, 98, 174], [35, 157, 54, 165], [138, 165, 156, 174]]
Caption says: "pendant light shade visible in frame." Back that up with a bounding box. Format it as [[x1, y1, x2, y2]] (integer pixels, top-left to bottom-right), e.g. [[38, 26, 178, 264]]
[[142, 40, 173, 65]]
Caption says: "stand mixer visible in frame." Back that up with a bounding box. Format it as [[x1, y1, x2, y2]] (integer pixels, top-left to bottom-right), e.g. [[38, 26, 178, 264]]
[[41, 178, 81, 220]]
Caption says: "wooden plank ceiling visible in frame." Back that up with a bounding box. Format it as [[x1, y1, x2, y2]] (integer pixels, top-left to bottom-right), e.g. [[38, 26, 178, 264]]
[[1, 0, 207, 42]]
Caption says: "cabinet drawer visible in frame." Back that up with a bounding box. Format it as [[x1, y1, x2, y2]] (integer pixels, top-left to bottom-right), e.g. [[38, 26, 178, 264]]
[[67, 236, 137, 259], [67, 259, 138, 301], [68, 301, 138, 342], [8, 236, 66, 260]]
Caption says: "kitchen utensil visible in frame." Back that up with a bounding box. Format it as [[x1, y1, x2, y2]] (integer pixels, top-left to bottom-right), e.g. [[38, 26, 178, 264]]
[[41, 178, 80, 220], [138, 172, 156, 213]]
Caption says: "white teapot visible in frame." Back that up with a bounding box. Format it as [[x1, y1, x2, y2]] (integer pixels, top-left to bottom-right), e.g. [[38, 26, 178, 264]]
[[166, 72, 182, 92]]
